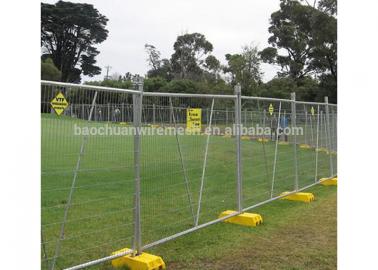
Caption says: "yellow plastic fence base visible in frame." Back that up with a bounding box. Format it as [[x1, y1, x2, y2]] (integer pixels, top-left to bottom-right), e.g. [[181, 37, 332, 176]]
[[111, 248, 166, 270], [219, 210, 263, 227], [223, 134, 232, 138], [316, 147, 329, 154], [280, 192, 315, 202], [320, 177, 337, 186], [278, 141, 289, 145], [257, 138, 269, 143], [299, 144, 312, 149], [241, 136, 250, 140]]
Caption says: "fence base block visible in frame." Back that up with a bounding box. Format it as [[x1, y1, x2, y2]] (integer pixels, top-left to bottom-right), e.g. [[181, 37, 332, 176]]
[[280, 192, 315, 202], [299, 144, 312, 149], [111, 248, 166, 270], [257, 138, 269, 143], [316, 147, 329, 154], [278, 141, 290, 145], [320, 177, 337, 186], [219, 210, 263, 227]]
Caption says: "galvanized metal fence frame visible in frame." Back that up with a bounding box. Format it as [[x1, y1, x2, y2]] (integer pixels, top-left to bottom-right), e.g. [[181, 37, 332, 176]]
[[41, 80, 337, 270]]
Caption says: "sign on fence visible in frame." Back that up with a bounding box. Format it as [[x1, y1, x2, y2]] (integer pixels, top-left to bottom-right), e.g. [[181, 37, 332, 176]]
[[186, 108, 202, 132], [51, 92, 69, 116], [269, 103, 274, 115]]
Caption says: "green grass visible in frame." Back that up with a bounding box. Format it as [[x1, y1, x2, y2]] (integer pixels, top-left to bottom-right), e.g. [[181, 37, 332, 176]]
[[154, 185, 337, 270], [41, 114, 335, 269]]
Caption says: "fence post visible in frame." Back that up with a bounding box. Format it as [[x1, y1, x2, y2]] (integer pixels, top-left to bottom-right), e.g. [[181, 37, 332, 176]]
[[315, 105, 320, 182], [226, 107, 229, 125], [107, 103, 110, 122], [169, 104, 173, 124], [153, 103, 156, 124], [324, 96, 334, 176], [291, 92, 299, 191], [304, 105, 308, 145], [133, 79, 143, 255], [234, 83, 242, 212]]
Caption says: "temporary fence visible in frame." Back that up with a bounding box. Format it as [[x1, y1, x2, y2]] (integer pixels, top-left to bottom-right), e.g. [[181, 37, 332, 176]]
[[41, 80, 337, 270]]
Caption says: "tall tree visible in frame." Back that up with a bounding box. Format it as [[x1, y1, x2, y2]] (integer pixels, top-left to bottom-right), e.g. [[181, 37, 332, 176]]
[[260, 0, 336, 81], [223, 44, 263, 95], [41, 1, 108, 82], [144, 44, 162, 71], [144, 44, 174, 81], [170, 33, 214, 80]]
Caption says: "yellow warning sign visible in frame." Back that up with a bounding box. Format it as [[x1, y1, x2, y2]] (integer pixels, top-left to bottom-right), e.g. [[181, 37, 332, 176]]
[[311, 106, 315, 116], [186, 108, 202, 132], [268, 104, 274, 115], [50, 92, 69, 116]]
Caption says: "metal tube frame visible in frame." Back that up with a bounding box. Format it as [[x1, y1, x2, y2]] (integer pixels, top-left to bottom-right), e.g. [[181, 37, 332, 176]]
[[132, 83, 143, 255], [235, 84, 243, 212], [40, 81, 337, 270], [291, 93, 299, 191], [324, 97, 334, 176]]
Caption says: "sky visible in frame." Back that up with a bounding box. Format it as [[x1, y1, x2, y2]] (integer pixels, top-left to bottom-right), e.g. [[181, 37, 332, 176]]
[[44, 0, 282, 83]]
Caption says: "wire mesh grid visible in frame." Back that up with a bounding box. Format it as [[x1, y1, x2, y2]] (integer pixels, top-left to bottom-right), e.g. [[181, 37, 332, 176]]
[[41, 81, 337, 270], [139, 95, 237, 245], [41, 83, 136, 270]]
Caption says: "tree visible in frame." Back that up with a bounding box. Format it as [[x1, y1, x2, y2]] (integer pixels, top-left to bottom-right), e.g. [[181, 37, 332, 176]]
[[317, 0, 337, 16], [147, 58, 174, 81], [170, 33, 214, 80], [223, 44, 263, 95], [41, 1, 108, 82], [203, 55, 221, 81], [145, 44, 162, 71], [260, 0, 337, 102], [41, 58, 62, 81], [260, 1, 336, 78]]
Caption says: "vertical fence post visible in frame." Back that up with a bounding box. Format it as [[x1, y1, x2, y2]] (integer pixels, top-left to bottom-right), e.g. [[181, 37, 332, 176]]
[[133, 79, 143, 255], [304, 105, 308, 145], [315, 105, 320, 182], [226, 107, 229, 126], [324, 96, 334, 177], [291, 92, 299, 191], [152, 103, 156, 124], [169, 104, 173, 124], [234, 83, 242, 212]]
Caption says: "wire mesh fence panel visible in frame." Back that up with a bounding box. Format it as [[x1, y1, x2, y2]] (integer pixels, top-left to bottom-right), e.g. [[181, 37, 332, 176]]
[[296, 103, 316, 188], [315, 104, 332, 179], [139, 95, 237, 246], [240, 98, 297, 203], [41, 80, 337, 270], [41, 82, 137, 270]]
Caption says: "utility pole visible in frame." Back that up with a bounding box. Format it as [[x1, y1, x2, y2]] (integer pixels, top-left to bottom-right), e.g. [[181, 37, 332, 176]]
[[104, 65, 112, 80]]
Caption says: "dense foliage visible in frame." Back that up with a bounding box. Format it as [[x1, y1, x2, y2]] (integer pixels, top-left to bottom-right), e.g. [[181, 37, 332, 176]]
[[41, 1, 108, 83], [42, 0, 337, 103]]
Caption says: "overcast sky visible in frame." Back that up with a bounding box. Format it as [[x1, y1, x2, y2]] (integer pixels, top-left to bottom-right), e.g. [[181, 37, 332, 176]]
[[44, 0, 282, 83]]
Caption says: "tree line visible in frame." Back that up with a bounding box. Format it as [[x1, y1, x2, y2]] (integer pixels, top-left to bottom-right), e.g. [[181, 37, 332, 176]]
[[41, 0, 337, 103]]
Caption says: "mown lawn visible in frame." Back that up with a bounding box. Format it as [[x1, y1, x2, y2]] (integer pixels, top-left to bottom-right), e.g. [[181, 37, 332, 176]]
[[41, 114, 335, 269], [152, 184, 337, 270]]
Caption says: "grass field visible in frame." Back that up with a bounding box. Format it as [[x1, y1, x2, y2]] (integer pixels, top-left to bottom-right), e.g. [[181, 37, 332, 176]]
[[41, 113, 335, 270]]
